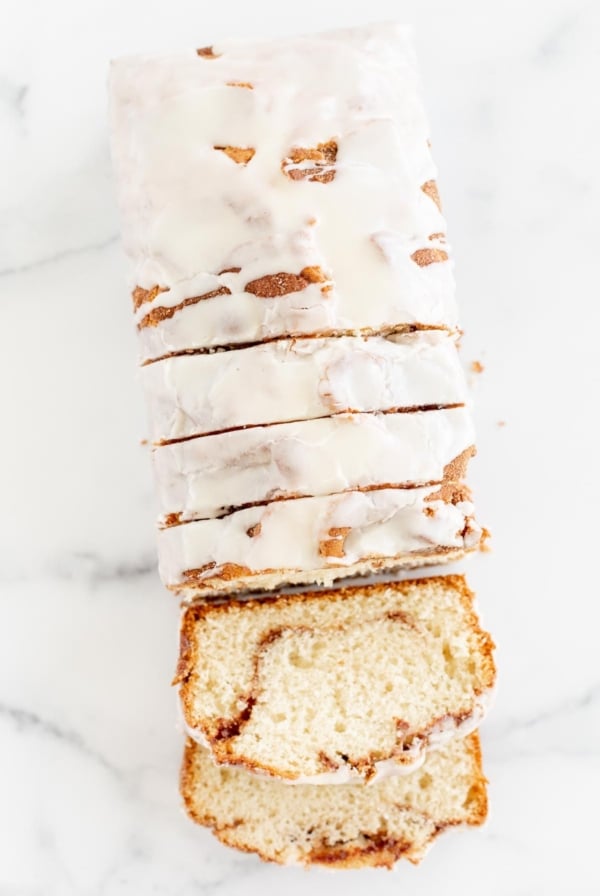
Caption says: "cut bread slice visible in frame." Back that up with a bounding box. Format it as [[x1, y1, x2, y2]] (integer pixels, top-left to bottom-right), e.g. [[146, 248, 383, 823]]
[[180, 731, 488, 868], [154, 407, 475, 522], [141, 331, 466, 444], [135, 256, 453, 361], [110, 25, 456, 362], [159, 486, 482, 597], [175, 576, 495, 781]]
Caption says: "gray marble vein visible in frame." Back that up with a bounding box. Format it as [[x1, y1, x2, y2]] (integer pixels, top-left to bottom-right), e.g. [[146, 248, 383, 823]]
[[0, 235, 118, 279], [0, 703, 122, 779]]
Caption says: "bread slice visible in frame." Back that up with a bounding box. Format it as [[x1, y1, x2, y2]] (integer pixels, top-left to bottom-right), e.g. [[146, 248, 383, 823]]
[[180, 731, 487, 868], [141, 331, 466, 444], [110, 25, 455, 362], [175, 576, 495, 781], [159, 485, 482, 597], [135, 268, 454, 362], [154, 407, 475, 523]]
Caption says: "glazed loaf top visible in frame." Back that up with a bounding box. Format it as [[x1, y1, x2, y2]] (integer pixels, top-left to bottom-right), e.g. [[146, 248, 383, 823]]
[[109, 24, 456, 359]]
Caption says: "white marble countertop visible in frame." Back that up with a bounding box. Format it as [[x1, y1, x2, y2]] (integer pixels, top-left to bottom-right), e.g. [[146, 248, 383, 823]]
[[2, 1, 599, 892]]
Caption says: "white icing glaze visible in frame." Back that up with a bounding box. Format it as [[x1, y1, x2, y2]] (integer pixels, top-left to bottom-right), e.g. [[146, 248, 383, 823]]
[[157, 486, 481, 588], [153, 406, 475, 521], [142, 331, 467, 443], [109, 24, 456, 360]]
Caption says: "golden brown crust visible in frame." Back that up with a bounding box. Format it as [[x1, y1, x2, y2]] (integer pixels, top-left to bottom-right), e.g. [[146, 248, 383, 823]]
[[178, 572, 493, 649], [318, 527, 352, 558], [179, 730, 488, 868], [421, 179, 442, 211], [462, 730, 489, 825], [131, 284, 167, 311], [480, 526, 493, 551], [282, 140, 338, 183], [178, 572, 477, 635], [172, 626, 196, 686], [244, 267, 329, 299], [299, 265, 329, 284], [176, 575, 496, 780], [138, 286, 231, 329], [307, 835, 413, 869], [423, 447, 476, 506], [214, 145, 255, 165], [443, 446, 476, 482], [180, 737, 210, 826], [411, 247, 449, 267], [171, 545, 474, 596], [425, 481, 472, 506], [182, 561, 262, 585]]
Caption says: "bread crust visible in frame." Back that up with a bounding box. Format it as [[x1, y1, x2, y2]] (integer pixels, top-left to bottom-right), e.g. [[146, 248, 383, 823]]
[[170, 545, 477, 599]]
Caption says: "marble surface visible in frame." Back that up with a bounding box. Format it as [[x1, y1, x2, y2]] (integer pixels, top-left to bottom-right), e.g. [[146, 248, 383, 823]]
[[2, 1, 599, 892]]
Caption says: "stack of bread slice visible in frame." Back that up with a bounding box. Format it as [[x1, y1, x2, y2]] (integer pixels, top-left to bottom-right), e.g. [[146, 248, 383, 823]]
[[181, 732, 488, 868], [178, 577, 494, 867], [110, 23, 496, 869]]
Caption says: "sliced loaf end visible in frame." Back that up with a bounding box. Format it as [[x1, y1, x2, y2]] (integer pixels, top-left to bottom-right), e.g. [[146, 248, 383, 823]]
[[180, 731, 488, 868]]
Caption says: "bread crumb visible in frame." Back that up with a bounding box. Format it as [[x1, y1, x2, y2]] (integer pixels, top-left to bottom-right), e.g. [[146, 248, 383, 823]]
[[196, 46, 220, 59], [470, 361, 484, 374], [246, 523, 262, 538], [214, 146, 255, 165], [480, 528, 493, 552]]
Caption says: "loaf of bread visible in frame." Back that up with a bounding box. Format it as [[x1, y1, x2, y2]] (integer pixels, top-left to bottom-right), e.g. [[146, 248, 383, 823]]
[[175, 576, 495, 780], [110, 24, 484, 597], [110, 23, 494, 869]]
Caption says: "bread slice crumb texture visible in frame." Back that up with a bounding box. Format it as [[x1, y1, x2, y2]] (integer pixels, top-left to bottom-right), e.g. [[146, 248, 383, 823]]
[[177, 575, 495, 780], [180, 731, 488, 868]]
